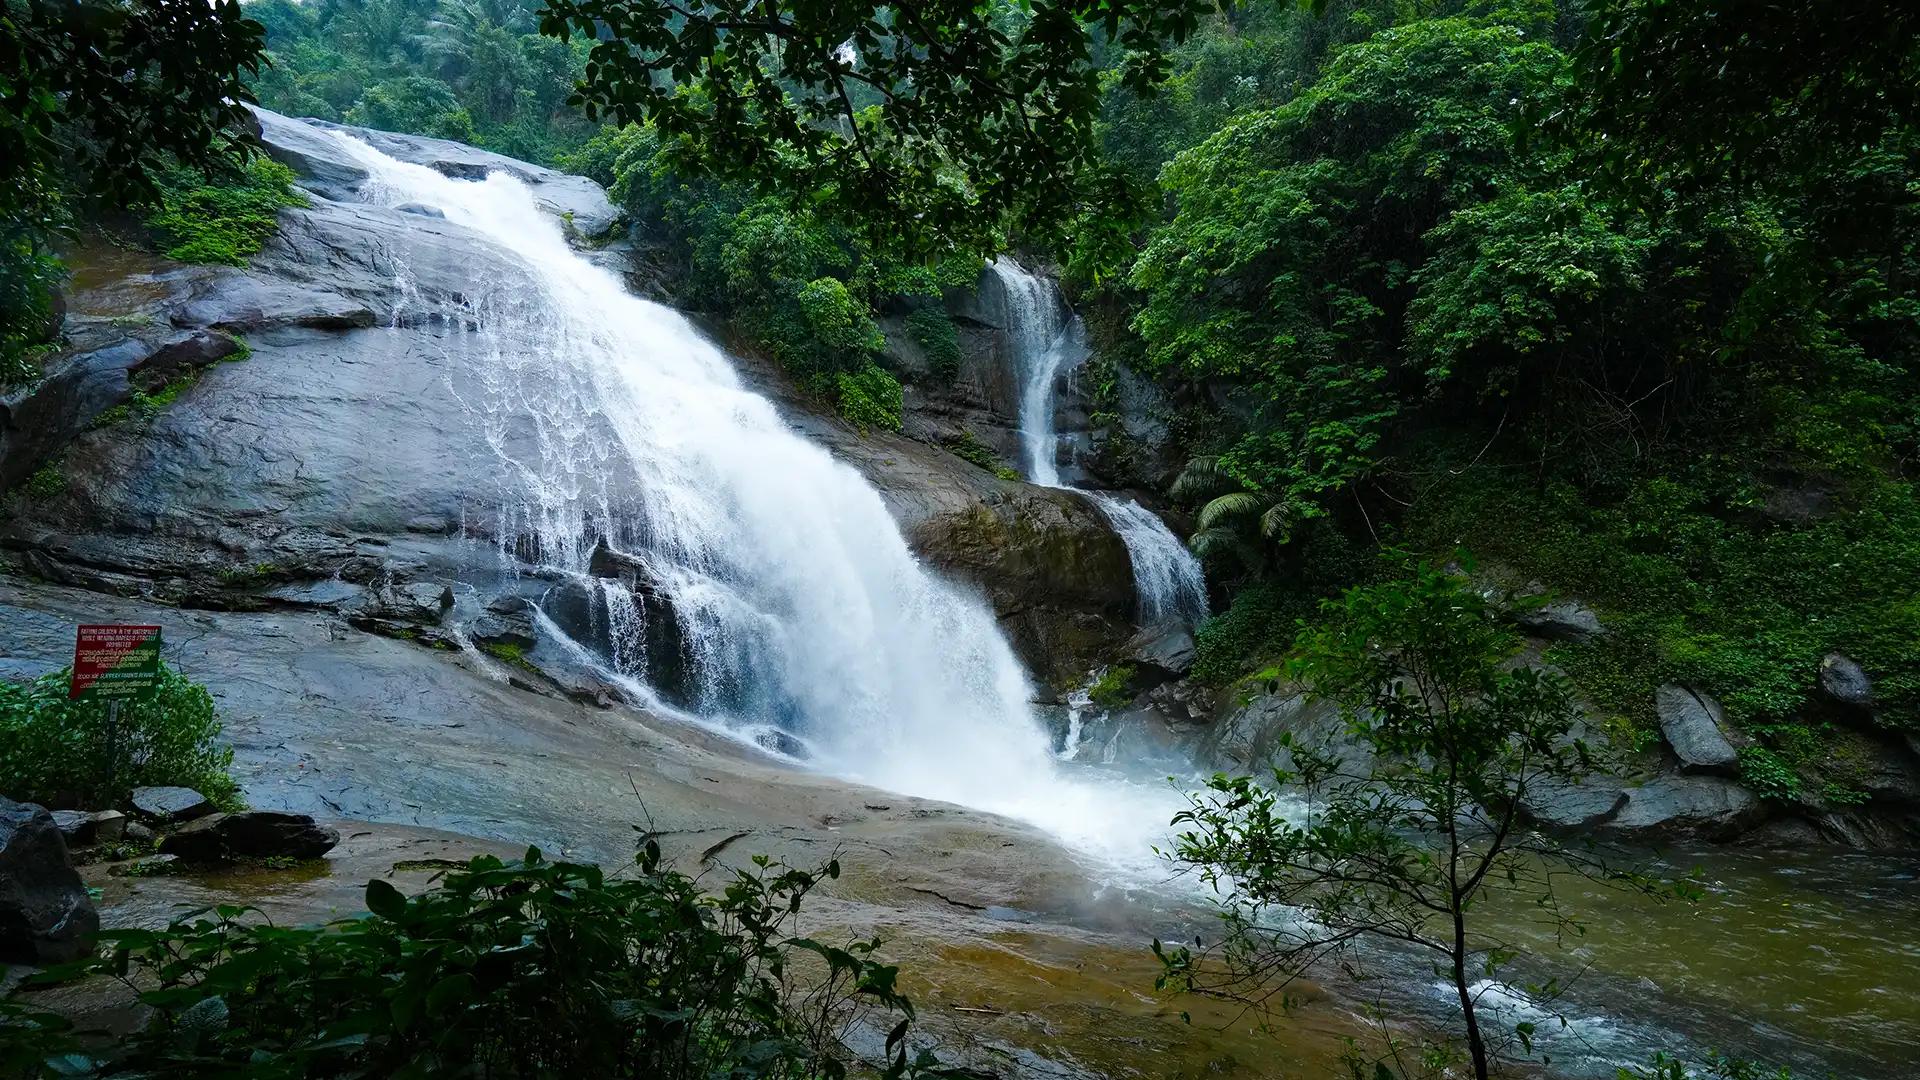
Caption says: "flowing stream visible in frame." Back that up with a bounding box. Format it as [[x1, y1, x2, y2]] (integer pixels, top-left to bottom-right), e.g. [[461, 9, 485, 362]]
[[328, 134, 1178, 870], [991, 258, 1208, 628]]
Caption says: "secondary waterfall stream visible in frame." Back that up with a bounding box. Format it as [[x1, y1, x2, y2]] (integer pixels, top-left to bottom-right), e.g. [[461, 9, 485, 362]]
[[327, 133, 1177, 871], [990, 258, 1207, 628]]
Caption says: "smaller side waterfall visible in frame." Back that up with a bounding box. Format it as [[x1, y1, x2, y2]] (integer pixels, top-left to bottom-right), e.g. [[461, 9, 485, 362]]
[[991, 257, 1208, 628]]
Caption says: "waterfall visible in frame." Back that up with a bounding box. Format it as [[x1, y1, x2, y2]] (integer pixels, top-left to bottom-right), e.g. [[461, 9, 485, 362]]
[[990, 258, 1208, 628], [324, 134, 1175, 867]]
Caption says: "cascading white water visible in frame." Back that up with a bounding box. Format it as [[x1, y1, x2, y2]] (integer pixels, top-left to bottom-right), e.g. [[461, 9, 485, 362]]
[[991, 258, 1208, 628], [327, 134, 1176, 867]]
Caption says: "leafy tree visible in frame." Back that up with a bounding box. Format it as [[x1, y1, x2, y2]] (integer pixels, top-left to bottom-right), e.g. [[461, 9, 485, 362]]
[[1133, 12, 1566, 528], [1158, 559, 1680, 1079], [536, 0, 1237, 255], [1, 0, 267, 373], [1565, 1, 1919, 199], [346, 74, 478, 140]]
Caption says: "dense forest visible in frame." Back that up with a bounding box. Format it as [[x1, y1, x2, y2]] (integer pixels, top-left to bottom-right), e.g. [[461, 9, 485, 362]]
[[3, 0, 1917, 1076]]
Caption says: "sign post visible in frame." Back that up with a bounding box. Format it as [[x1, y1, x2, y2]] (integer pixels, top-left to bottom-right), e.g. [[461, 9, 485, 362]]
[[70, 625, 164, 786]]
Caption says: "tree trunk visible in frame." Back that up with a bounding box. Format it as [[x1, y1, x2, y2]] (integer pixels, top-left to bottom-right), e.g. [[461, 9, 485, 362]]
[[1453, 910, 1490, 1080]]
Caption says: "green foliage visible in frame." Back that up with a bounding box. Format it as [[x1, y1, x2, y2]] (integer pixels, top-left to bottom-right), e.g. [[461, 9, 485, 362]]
[[906, 308, 963, 383], [1161, 558, 1677, 1080], [1190, 583, 1310, 687], [1738, 747, 1803, 803], [538, 0, 1233, 256], [0, 664, 240, 812], [19, 462, 66, 502], [11, 846, 941, 1078], [835, 364, 903, 434], [246, 0, 595, 166], [3, 0, 265, 379], [1565, 2, 1918, 202], [1132, 13, 1568, 527], [1406, 465, 1920, 734], [345, 76, 476, 142], [762, 277, 884, 390], [145, 157, 307, 266], [1087, 664, 1137, 711], [1618, 1051, 1793, 1080]]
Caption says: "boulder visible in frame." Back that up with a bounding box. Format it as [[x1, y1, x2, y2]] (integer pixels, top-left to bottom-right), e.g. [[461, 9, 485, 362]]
[[50, 809, 127, 847], [130, 785, 212, 823], [159, 811, 341, 862], [1144, 679, 1214, 725], [471, 595, 537, 650], [1514, 600, 1606, 642], [1603, 774, 1764, 840], [1126, 624, 1197, 682], [394, 582, 454, 620], [1654, 685, 1740, 774], [0, 797, 100, 964], [1199, 685, 1358, 776], [1818, 652, 1873, 710]]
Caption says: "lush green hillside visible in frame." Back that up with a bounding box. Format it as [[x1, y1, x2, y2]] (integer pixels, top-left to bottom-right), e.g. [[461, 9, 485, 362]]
[[1064, 2, 1919, 805]]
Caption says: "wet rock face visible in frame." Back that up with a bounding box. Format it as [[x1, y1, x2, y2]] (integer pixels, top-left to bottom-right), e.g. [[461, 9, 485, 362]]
[[0, 796, 100, 964]]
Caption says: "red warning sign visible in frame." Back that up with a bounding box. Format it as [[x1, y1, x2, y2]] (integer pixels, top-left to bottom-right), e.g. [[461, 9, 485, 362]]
[[69, 624, 164, 700]]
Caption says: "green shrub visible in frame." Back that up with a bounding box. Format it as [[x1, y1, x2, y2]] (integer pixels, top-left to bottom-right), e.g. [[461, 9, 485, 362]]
[[836, 363, 903, 433], [1738, 746, 1803, 802], [11, 846, 940, 1079], [1190, 583, 1312, 686], [19, 461, 65, 501], [0, 664, 239, 810], [1088, 664, 1137, 710], [945, 430, 1013, 474], [905, 307, 962, 383], [145, 156, 308, 266]]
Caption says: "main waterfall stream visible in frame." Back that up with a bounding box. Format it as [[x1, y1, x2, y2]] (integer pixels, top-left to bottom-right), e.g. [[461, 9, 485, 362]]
[[329, 133, 1178, 871]]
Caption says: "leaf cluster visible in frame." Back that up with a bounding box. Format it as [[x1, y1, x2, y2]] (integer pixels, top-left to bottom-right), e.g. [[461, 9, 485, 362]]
[[11, 846, 947, 1079]]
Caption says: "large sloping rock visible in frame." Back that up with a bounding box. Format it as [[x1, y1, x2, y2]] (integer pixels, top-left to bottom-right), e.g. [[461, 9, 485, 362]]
[[0, 797, 99, 964], [1655, 684, 1741, 774], [252, 107, 619, 237]]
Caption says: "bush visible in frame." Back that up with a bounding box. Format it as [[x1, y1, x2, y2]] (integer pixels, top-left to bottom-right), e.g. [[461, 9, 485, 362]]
[[905, 307, 962, 383], [0, 664, 239, 810], [836, 363, 903, 433], [10, 846, 940, 1079], [1190, 582, 1312, 686], [144, 156, 307, 266], [1087, 664, 1137, 710]]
